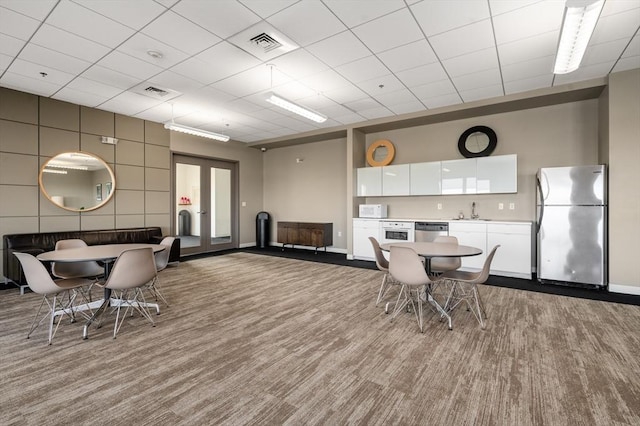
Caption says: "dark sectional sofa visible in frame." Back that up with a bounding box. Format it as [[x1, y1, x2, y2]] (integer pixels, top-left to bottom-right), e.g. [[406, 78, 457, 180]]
[[3, 227, 179, 291]]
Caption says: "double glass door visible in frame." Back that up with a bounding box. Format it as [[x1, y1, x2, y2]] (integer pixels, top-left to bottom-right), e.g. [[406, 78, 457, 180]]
[[173, 154, 238, 256]]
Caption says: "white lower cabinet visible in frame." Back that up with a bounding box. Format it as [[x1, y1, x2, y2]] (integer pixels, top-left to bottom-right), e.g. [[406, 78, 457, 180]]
[[487, 223, 532, 279], [353, 219, 381, 261], [448, 222, 487, 269]]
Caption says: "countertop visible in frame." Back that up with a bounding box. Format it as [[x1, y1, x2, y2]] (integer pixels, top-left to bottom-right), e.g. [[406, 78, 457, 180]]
[[354, 217, 533, 225]]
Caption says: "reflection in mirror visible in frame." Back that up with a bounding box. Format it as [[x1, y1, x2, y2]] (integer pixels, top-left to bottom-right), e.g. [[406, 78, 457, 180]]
[[39, 152, 115, 212], [373, 146, 388, 162], [466, 132, 490, 153]]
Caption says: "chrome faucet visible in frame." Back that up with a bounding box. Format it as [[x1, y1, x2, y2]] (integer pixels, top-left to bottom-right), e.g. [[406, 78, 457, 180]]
[[471, 202, 479, 219]]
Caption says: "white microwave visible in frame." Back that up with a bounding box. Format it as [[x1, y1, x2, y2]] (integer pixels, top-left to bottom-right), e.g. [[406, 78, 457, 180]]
[[359, 204, 388, 218]]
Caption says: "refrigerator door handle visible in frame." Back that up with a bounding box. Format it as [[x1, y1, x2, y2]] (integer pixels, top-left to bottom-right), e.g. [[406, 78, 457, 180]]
[[536, 176, 544, 234]]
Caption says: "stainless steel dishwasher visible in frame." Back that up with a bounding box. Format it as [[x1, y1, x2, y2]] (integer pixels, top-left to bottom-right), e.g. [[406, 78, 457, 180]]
[[414, 222, 448, 242]]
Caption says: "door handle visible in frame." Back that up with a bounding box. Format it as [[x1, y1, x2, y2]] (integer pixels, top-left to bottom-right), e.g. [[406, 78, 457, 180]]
[[197, 210, 207, 214]]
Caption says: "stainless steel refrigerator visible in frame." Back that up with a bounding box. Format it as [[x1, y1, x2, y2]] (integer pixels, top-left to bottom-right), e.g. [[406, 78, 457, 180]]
[[536, 165, 607, 287]]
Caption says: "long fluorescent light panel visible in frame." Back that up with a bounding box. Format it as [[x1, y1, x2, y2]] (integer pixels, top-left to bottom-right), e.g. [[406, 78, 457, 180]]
[[164, 123, 230, 142], [265, 92, 327, 123], [553, 0, 604, 74]]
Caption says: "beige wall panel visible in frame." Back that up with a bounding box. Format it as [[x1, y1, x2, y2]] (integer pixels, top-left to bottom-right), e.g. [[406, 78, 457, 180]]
[[116, 214, 145, 229], [0, 185, 38, 216], [40, 98, 79, 131], [115, 164, 144, 190], [145, 144, 170, 169], [83, 198, 115, 216], [145, 191, 170, 214], [80, 215, 116, 230], [80, 133, 115, 163], [40, 127, 79, 157], [145, 167, 170, 191], [0, 88, 37, 124], [0, 120, 38, 154], [39, 215, 80, 232], [0, 153, 38, 185], [39, 191, 77, 217], [80, 106, 114, 136], [116, 139, 144, 166], [116, 114, 144, 142], [0, 216, 39, 237], [144, 214, 170, 235], [170, 134, 263, 245], [145, 121, 169, 146], [263, 138, 347, 249], [115, 190, 145, 215]]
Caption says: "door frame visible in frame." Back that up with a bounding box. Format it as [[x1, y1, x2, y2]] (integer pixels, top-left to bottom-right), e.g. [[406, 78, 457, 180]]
[[172, 152, 239, 256]]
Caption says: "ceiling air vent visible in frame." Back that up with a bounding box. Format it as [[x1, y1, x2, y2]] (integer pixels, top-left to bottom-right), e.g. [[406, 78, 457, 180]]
[[130, 83, 181, 101], [144, 86, 170, 97], [250, 33, 282, 53]]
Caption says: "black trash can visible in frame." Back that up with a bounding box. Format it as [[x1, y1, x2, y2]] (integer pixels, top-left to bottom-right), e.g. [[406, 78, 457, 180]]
[[178, 210, 191, 236], [256, 211, 270, 248]]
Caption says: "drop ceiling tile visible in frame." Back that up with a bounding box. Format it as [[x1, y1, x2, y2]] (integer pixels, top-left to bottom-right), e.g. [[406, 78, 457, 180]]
[[146, 70, 203, 94], [0, 53, 12, 73], [442, 48, 499, 78], [239, 0, 298, 19], [612, 55, 640, 72], [387, 100, 425, 115], [489, 0, 540, 16], [622, 34, 640, 57], [81, 64, 141, 90], [0, 6, 41, 41], [0, 33, 26, 57], [315, 102, 359, 117], [306, 31, 370, 68], [191, 41, 262, 83], [269, 80, 317, 101], [19, 44, 92, 75], [358, 106, 393, 120], [267, 1, 346, 47], [411, 0, 490, 37], [583, 38, 633, 67], [71, 0, 166, 30], [336, 55, 389, 84], [0, 70, 64, 97], [66, 76, 124, 98], [395, 62, 449, 88], [116, 33, 189, 68], [411, 91, 460, 109], [184, 86, 236, 107], [99, 92, 163, 116], [429, 19, 495, 60], [459, 84, 503, 102], [352, 8, 423, 53], [97, 51, 163, 81], [344, 97, 382, 112], [210, 66, 271, 98], [333, 112, 367, 125], [356, 74, 405, 98], [504, 74, 553, 95], [171, 0, 261, 39], [553, 62, 615, 86], [492, 1, 564, 46], [7, 58, 75, 85], [323, 0, 405, 28], [451, 68, 502, 92], [30, 24, 112, 63], [411, 79, 458, 100], [502, 56, 554, 82], [372, 87, 420, 106], [497, 31, 559, 66], [46, 1, 136, 48], [590, 9, 640, 45], [141, 11, 221, 55], [0, 0, 57, 20], [53, 87, 110, 108], [322, 83, 368, 104], [270, 49, 330, 80], [377, 40, 438, 73], [169, 56, 219, 85], [601, 1, 640, 17]]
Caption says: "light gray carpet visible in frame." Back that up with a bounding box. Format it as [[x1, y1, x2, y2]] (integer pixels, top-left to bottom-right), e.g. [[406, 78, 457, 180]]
[[1, 252, 639, 425]]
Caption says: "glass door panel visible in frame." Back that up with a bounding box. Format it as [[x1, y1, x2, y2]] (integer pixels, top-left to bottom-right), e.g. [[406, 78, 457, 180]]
[[176, 162, 201, 250], [210, 167, 231, 246]]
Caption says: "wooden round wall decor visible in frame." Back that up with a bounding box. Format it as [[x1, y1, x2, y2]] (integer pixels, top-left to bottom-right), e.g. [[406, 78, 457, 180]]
[[366, 139, 395, 167]]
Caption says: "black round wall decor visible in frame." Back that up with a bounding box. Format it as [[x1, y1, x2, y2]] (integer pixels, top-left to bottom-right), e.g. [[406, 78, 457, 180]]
[[458, 125, 497, 158]]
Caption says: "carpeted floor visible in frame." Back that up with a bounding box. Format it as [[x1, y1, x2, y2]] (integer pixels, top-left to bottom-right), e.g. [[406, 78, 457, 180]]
[[2, 252, 639, 425]]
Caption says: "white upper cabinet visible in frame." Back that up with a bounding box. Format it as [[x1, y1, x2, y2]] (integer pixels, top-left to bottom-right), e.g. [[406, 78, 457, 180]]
[[410, 162, 441, 195], [441, 159, 477, 194], [357, 167, 382, 196], [476, 154, 517, 194], [382, 164, 410, 196]]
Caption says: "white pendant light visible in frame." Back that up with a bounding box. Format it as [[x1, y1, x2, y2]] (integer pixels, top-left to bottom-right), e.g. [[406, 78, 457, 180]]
[[164, 104, 230, 142], [265, 92, 327, 123], [553, 0, 604, 74]]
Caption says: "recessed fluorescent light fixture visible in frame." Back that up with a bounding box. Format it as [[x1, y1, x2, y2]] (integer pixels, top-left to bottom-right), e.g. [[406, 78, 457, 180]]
[[553, 0, 604, 74], [164, 122, 230, 142], [265, 92, 327, 123], [42, 168, 68, 174], [47, 163, 89, 171]]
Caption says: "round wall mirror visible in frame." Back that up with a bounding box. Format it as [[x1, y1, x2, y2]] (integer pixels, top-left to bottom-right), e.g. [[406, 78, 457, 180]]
[[39, 152, 115, 212], [458, 126, 497, 158], [366, 139, 395, 167]]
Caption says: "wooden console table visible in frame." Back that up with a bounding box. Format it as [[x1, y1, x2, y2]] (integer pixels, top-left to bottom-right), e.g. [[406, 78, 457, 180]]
[[277, 222, 333, 253]]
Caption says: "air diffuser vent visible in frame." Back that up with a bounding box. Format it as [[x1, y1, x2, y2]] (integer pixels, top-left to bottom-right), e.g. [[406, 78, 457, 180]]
[[144, 86, 170, 97], [250, 33, 282, 53], [130, 83, 181, 101]]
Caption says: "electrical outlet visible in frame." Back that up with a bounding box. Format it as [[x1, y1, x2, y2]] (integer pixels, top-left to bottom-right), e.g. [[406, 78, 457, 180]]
[[338, 231, 342, 237], [241, 201, 246, 207], [437, 203, 442, 210], [498, 202, 504, 210], [509, 202, 515, 210]]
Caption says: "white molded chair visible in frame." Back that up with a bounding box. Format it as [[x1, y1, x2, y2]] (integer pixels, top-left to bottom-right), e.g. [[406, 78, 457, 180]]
[[388, 246, 451, 332], [441, 245, 500, 329], [96, 247, 158, 339], [146, 236, 175, 306], [13, 252, 93, 345], [51, 239, 103, 300], [430, 236, 462, 275], [369, 237, 395, 308]]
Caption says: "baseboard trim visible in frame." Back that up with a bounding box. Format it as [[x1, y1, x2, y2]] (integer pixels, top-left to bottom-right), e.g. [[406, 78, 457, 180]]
[[608, 283, 640, 296]]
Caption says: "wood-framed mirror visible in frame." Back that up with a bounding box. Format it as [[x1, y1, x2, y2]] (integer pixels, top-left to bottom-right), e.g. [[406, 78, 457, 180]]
[[366, 139, 395, 167], [39, 152, 115, 212]]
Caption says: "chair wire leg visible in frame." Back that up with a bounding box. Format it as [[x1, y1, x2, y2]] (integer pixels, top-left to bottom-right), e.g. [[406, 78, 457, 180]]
[[389, 284, 408, 321], [375, 274, 389, 306]]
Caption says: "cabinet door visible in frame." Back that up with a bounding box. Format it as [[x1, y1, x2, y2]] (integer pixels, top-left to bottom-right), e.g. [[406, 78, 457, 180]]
[[357, 167, 382, 196], [441, 159, 476, 194], [477, 154, 517, 194], [382, 164, 410, 196], [410, 162, 441, 195], [353, 219, 381, 260], [449, 222, 486, 269], [487, 223, 531, 278]]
